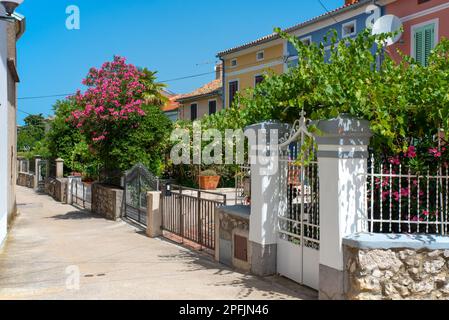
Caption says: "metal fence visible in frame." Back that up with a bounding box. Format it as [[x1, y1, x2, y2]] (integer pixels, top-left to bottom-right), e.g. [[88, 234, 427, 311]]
[[279, 158, 320, 250], [234, 164, 251, 205], [161, 184, 227, 250], [364, 155, 449, 235], [71, 179, 92, 210], [123, 163, 160, 226], [18, 158, 29, 173]]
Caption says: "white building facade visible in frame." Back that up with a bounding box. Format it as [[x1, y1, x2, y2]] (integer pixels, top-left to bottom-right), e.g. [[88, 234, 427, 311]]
[[0, 4, 25, 248]]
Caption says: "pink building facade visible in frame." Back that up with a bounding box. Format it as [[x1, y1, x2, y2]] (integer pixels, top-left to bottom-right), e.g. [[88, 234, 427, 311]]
[[387, 0, 449, 65]]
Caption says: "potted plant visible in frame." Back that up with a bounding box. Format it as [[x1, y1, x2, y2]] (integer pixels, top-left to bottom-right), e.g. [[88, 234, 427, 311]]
[[199, 169, 221, 190]]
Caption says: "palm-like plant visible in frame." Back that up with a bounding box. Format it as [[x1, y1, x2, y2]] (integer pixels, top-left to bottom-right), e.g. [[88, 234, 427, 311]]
[[139, 68, 168, 107]]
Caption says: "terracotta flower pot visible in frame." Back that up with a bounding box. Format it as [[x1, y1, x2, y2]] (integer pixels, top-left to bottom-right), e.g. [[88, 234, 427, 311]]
[[199, 176, 221, 190]]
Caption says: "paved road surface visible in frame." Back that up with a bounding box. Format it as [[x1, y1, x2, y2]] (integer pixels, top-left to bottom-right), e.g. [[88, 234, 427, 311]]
[[0, 186, 317, 300]]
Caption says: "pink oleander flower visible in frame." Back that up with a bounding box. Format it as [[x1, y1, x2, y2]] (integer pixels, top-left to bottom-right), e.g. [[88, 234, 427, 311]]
[[388, 156, 400, 166], [406, 146, 416, 159], [429, 148, 442, 158], [69, 55, 148, 150]]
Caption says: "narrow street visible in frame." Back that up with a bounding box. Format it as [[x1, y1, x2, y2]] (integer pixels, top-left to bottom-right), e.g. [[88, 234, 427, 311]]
[[0, 186, 317, 300]]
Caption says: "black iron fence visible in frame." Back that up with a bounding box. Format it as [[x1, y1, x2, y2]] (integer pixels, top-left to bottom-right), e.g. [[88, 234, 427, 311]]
[[71, 179, 92, 210], [161, 184, 227, 250]]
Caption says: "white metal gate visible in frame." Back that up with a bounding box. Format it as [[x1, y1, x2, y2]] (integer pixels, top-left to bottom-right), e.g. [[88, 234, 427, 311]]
[[277, 112, 320, 290]]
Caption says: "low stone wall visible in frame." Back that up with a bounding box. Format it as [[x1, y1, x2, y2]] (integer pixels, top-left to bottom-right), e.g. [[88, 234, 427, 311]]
[[215, 205, 251, 272], [17, 172, 34, 189], [45, 178, 67, 203], [343, 233, 449, 300], [91, 183, 124, 221]]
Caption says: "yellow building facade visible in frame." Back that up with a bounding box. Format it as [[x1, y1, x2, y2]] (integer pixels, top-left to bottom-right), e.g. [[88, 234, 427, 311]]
[[219, 40, 285, 108]]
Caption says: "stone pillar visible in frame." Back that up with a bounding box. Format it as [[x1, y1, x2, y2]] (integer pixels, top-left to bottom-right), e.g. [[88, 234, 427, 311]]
[[244, 121, 290, 276], [56, 158, 64, 178], [313, 115, 372, 300], [33, 156, 41, 190], [146, 191, 162, 238]]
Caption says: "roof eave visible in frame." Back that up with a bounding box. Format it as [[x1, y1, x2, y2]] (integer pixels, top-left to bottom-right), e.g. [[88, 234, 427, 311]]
[[217, 0, 372, 57], [12, 12, 26, 40], [176, 90, 222, 103]]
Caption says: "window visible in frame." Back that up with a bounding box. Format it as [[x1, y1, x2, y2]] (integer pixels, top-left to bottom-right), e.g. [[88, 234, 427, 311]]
[[255, 75, 264, 86], [229, 80, 239, 106], [413, 22, 436, 66], [301, 36, 312, 46], [256, 50, 264, 61], [342, 20, 356, 38], [230, 59, 237, 67], [208, 100, 217, 115], [418, 0, 431, 4], [190, 103, 198, 121]]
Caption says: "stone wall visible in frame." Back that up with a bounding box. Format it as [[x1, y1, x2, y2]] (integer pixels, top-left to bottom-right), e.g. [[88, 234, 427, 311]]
[[343, 234, 449, 300], [17, 173, 34, 189], [215, 206, 251, 272], [44, 178, 67, 203], [91, 183, 123, 221]]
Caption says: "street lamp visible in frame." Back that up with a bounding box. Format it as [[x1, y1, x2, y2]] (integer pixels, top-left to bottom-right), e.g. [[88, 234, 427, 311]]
[[0, 0, 23, 21]]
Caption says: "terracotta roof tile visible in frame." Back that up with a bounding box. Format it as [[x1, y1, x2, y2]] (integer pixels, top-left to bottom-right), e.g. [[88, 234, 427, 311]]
[[177, 79, 222, 102], [162, 94, 181, 112]]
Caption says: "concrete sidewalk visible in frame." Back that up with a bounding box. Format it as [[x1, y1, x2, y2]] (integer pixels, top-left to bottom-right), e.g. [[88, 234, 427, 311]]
[[0, 186, 317, 300]]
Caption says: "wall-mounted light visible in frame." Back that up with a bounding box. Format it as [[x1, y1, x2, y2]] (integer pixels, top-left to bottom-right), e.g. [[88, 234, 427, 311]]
[[0, 0, 23, 21]]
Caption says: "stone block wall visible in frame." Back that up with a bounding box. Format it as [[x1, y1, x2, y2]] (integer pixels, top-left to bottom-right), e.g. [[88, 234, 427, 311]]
[[17, 173, 34, 189], [215, 206, 251, 272], [44, 178, 67, 203], [343, 234, 449, 300], [91, 183, 124, 221]]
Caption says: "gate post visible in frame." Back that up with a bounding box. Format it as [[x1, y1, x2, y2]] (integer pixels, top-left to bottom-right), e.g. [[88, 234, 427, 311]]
[[245, 121, 290, 276], [146, 191, 162, 238], [56, 158, 64, 178], [313, 115, 372, 300], [33, 156, 41, 190]]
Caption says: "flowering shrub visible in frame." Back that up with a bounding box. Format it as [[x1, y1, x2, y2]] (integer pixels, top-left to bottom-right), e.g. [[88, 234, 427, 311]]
[[68, 56, 172, 180], [70, 56, 146, 144], [369, 138, 448, 234]]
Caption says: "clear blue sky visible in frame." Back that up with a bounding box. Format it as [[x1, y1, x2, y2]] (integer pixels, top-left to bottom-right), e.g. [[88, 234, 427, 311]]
[[16, 0, 343, 124]]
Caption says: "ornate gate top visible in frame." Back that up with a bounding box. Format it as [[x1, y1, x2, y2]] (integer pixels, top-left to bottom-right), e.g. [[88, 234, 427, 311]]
[[278, 110, 313, 150], [124, 163, 159, 191]]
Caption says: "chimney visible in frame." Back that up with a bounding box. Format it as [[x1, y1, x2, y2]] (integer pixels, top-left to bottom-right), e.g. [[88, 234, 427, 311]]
[[215, 63, 223, 80], [345, 0, 358, 5]]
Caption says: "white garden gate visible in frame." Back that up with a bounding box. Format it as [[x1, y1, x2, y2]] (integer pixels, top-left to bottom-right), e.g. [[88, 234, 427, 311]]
[[277, 113, 320, 290]]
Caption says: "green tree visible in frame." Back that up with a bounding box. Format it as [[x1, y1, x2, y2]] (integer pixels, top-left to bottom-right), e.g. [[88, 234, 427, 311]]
[[17, 114, 46, 153]]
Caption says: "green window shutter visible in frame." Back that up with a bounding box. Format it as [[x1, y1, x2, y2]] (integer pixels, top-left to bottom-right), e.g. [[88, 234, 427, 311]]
[[424, 27, 435, 66], [415, 29, 424, 65], [414, 23, 435, 66]]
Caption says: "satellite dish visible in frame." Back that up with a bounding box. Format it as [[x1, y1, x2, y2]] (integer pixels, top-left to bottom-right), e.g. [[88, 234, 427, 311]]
[[372, 14, 403, 46]]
